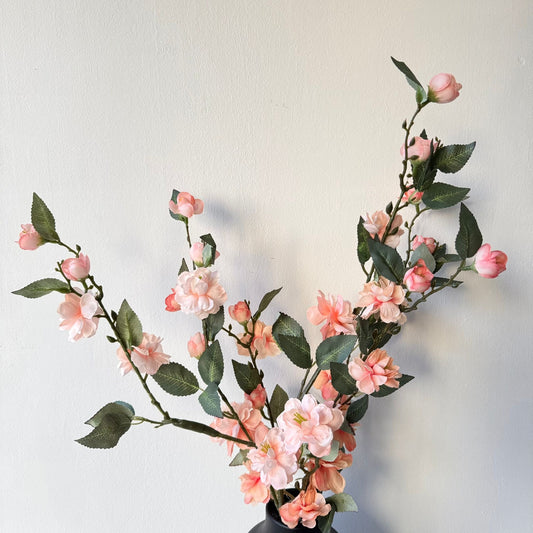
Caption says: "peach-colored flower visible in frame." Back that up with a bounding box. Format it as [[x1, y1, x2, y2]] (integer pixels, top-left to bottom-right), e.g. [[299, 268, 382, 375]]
[[247, 427, 298, 490], [404, 259, 434, 293], [189, 242, 220, 267], [173, 267, 227, 319], [279, 488, 331, 529], [334, 428, 357, 452], [237, 320, 280, 359], [187, 332, 206, 359], [348, 349, 401, 395], [17, 224, 43, 250], [116, 333, 171, 376], [307, 450, 353, 494], [58, 292, 101, 342], [357, 277, 406, 324], [306, 291, 356, 340], [400, 136, 438, 162], [245, 384, 267, 409], [428, 73, 462, 103], [61, 254, 91, 281], [363, 210, 404, 248], [240, 461, 270, 505], [169, 191, 204, 218], [228, 301, 252, 324], [474, 244, 508, 279], [313, 370, 339, 402], [164, 288, 181, 312], [402, 187, 424, 205], [412, 235, 437, 254]]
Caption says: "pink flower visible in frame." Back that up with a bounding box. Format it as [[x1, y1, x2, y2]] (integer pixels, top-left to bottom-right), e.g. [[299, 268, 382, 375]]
[[279, 488, 331, 529], [239, 462, 270, 505], [428, 73, 462, 103], [313, 370, 339, 402], [116, 333, 171, 376], [189, 242, 220, 267], [402, 187, 424, 205], [277, 394, 343, 458], [306, 291, 356, 339], [61, 254, 91, 281], [237, 320, 280, 359], [58, 292, 101, 342], [245, 384, 267, 409], [474, 244, 508, 279], [363, 210, 404, 248], [348, 349, 401, 395], [187, 332, 206, 359], [334, 428, 357, 452], [404, 259, 434, 293], [247, 427, 298, 490], [307, 450, 353, 494], [400, 137, 438, 161], [228, 301, 252, 324], [169, 191, 204, 218], [173, 267, 227, 319], [412, 235, 437, 254], [164, 288, 181, 312], [17, 224, 43, 250], [357, 277, 406, 324]]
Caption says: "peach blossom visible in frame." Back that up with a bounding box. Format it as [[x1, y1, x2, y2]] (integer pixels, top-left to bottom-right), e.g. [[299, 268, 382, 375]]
[[313, 370, 339, 402], [228, 301, 252, 324], [307, 450, 353, 494], [334, 428, 356, 452], [428, 73, 462, 103], [279, 488, 331, 529], [412, 235, 437, 254], [164, 288, 181, 312], [357, 277, 406, 324], [237, 320, 280, 359], [240, 462, 270, 505], [348, 349, 401, 395], [474, 244, 508, 279], [187, 332, 206, 359], [245, 384, 267, 409], [17, 224, 43, 250], [173, 267, 227, 319], [116, 332, 170, 376], [401, 187, 424, 205], [61, 254, 91, 281], [189, 242, 220, 267], [400, 137, 438, 161], [363, 210, 404, 248], [169, 191, 204, 218], [58, 292, 101, 342], [307, 291, 356, 339], [404, 259, 434, 293]]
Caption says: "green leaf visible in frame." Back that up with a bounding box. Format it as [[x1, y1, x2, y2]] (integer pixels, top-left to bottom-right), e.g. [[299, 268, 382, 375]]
[[423, 182, 470, 210], [229, 449, 249, 466], [152, 362, 200, 396], [316, 335, 357, 370], [232, 360, 261, 394], [200, 233, 217, 267], [199, 382, 223, 418], [330, 362, 358, 395], [346, 395, 369, 424], [203, 307, 224, 342], [12, 278, 70, 299], [455, 203, 483, 259], [31, 193, 59, 242], [431, 277, 463, 288], [272, 313, 312, 369], [76, 404, 133, 449], [391, 57, 424, 93], [169, 189, 187, 222], [326, 493, 358, 513], [367, 238, 405, 283], [357, 217, 371, 267], [116, 300, 143, 350], [270, 385, 289, 421], [178, 258, 189, 274], [412, 157, 437, 192], [317, 509, 335, 533], [321, 439, 340, 462], [253, 287, 282, 321], [442, 253, 462, 263], [85, 401, 135, 428], [371, 374, 414, 398], [198, 340, 224, 385], [433, 142, 476, 174], [409, 243, 436, 272], [356, 317, 371, 356]]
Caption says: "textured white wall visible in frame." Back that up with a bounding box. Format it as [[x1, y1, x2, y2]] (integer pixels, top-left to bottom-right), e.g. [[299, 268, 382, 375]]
[[1, 2, 532, 532]]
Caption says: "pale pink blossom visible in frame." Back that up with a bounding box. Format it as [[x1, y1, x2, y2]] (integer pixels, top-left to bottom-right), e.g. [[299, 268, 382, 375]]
[[402, 187, 424, 205], [17, 224, 43, 250], [279, 488, 331, 529], [239, 461, 270, 505], [228, 301, 252, 324], [306, 291, 355, 340], [173, 267, 227, 319], [363, 210, 404, 248], [474, 244, 508, 279], [189, 242, 220, 267], [307, 450, 353, 494], [404, 259, 434, 293], [164, 288, 181, 312], [169, 191, 204, 218], [116, 333, 171, 376], [61, 254, 91, 281], [412, 235, 437, 254], [313, 370, 339, 401], [348, 349, 401, 395], [237, 320, 280, 359], [400, 136, 438, 161], [357, 277, 406, 324], [187, 332, 206, 359], [428, 73, 462, 103], [245, 384, 267, 409], [277, 394, 343, 458], [247, 427, 298, 490], [58, 292, 101, 342]]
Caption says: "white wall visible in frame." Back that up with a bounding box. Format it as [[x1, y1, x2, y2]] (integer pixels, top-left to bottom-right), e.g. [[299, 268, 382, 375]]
[[1, 2, 532, 532]]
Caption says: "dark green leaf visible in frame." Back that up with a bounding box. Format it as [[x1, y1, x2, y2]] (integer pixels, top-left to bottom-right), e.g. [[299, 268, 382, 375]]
[[330, 362, 358, 395], [106, 335, 117, 343], [316, 335, 357, 370], [169, 189, 187, 222], [357, 217, 371, 267], [356, 317, 371, 356], [270, 385, 289, 421], [346, 395, 369, 424], [232, 360, 261, 394], [409, 243, 436, 272], [326, 493, 358, 512], [412, 158, 437, 191], [199, 382, 223, 417], [317, 509, 335, 533], [152, 362, 200, 396], [203, 306, 224, 342], [371, 374, 414, 398], [12, 278, 70, 299], [423, 182, 470, 210], [272, 313, 312, 369], [433, 142, 476, 174], [367, 238, 405, 283], [198, 340, 224, 384], [391, 57, 424, 92], [31, 193, 59, 242], [455, 203, 483, 259], [200, 233, 217, 267], [229, 449, 249, 466], [431, 277, 463, 288], [76, 410, 132, 449], [178, 258, 189, 274], [253, 287, 282, 321], [85, 402, 135, 428], [116, 299, 143, 349], [442, 253, 462, 263]]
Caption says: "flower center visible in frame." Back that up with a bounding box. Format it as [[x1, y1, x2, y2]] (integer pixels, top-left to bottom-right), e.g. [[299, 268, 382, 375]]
[[293, 412, 307, 425], [260, 442, 271, 454]]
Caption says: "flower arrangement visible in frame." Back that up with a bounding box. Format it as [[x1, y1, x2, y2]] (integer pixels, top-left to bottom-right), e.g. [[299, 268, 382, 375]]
[[14, 58, 507, 532]]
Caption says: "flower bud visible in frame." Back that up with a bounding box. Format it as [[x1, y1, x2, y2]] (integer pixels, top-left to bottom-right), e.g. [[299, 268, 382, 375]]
[[400, 137, 438, 161], [61, 254, 91, 281], [474, 244, 507, 279], [228, 301, 252, 324], [187, 332, 206, 359], [412, 235, 437, 254], [17, 224, 43, 250], [403, 259, 434, 292], [189, 242, 220, 267], [428, 73, 462, 103]]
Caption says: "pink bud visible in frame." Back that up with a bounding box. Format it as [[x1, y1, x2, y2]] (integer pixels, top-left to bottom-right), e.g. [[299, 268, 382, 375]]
[[165, 288, 181, 312], [187, 332, 206, 359], [169, 191, 204, 218], [412, 235, 437, 254], [245, 384, 267, 409], [428, 73, 462, 103], [474, 244, 507, 279], [228, 301, 252, 324], [401, 187, 424, 205], [403, 259, 434, 292], [61, 254, 91, 281], [189, 242, 220, 267], [17, 224, 43, 250], [400, 137, 438, 161]]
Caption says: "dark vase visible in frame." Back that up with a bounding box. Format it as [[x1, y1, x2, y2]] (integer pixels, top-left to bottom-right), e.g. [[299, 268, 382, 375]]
[[248, 499, 339, 533]]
